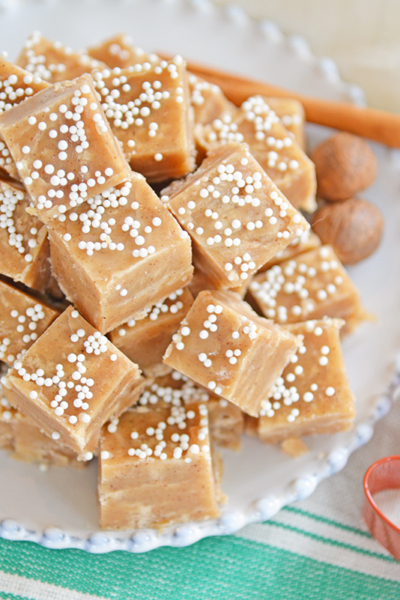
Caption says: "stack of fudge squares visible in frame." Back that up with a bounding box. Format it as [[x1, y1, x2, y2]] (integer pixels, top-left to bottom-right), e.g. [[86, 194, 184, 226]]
[[0, 32, 368, 530]]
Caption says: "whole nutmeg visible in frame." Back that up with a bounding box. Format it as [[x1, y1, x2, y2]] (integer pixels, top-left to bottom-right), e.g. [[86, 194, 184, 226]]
[[311, 132, 378, 201], [311, 198, 383, 265]]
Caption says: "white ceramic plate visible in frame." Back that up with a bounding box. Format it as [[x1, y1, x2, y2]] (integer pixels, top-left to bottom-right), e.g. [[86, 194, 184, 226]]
[[0, 0, 399, 554]]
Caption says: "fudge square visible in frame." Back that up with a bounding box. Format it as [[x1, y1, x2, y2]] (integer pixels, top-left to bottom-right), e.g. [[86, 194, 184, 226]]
[[109, 287, 194, 377], [0, 74, 131, 223], [188, 265, 253, 299], [147, 371, 244, 451], [259, 228, 321, 273], [0, 367, 16, 452], [195, 96, 316, 212], [264, 97, 305, 148], [98, 401, 222, 529], [247, 245, 368, 335], [0, 56, 49, 179], [47, 173, 193, 333], [87, 34, 160, 70], [16, 32, 106, 83], [257, 318, 356, 443], [0, 56, 49, 113], [2, 306, 145, 458], [189, 73, 235, 126], [0, 382, 83, 468], [92, 57, 196, 182], [0, 182, 50, 291], [163, 290, 300, 416], [163, 142, 309, 290], [0, 279, 60, 367]]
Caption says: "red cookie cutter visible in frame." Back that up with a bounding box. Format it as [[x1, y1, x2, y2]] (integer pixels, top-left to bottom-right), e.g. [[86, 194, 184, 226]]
[[363, 456, 400, 561]]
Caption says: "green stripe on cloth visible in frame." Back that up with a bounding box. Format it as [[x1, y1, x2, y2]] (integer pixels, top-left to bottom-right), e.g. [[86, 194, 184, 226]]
[[1, 535, 400, 600], [0, 592, 26, 600], [282, 506, 373, 538], [0, 571, 108, 600], [267, 520, 396, 562]]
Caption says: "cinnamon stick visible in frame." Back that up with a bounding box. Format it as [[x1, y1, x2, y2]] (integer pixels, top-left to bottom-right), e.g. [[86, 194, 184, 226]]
[[161, 54, 400, 148]]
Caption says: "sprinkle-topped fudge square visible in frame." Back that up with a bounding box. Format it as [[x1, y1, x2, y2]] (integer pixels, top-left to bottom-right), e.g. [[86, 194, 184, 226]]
[[87, 34, 159, 70], [92, 57, 196, 182], [47, 173, 193, 333], [163, 290, 300, 416], [256, 318, 355, 443], [0, 382, 82, 468], [196, 97, 316, 211], [189, 73, 235, 126], [16, 32, 106, 83], [0, 74, 131, 222], [259, 229, 321, 273], [0, 182, 50, 290], [109, 288, 193, 377], [2, 306, 145, 458], [0, 367, 17, 452], [0, 56, 49, 113], [146, 371, 244, 450], [188, 266, 251, 299], [0, 57, 49, 179], [98, 401, 222, 529], [247, 245, 368, 335], [0, 279, 59, 366], [263, 97, 305, 148], [162, 143, 309, 290]]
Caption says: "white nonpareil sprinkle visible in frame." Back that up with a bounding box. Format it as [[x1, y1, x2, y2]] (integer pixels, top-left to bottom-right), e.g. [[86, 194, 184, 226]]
[[169, 148, 305, 286], [9, 316, 121, 432], [249, 247, 347, 323], [120, 392, 213, 462], [0, 185, 41, 263]]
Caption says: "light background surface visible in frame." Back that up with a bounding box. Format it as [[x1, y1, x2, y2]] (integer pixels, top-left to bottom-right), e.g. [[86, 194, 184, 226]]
[[213, 0, 400, 112]]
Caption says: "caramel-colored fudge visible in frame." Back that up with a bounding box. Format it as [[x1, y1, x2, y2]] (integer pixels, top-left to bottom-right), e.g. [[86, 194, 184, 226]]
[[196, 97, 316, 211], [188, 267, 251, 299], [0, 182, 50, 290], [259, 229, 321, 272], [0, 56, 49, 112], [256, 318, 355, 443], [45, 274, 66, 303], [0, 138, 18, 181], [0, 384, 82, 468], [248, 245, 368, 334], [0, 57, 50, 179], [16, 32, 105, 83], [92, 57, 196, 182], [191, 74, 236, 165], [0, 368, 15, 452], [280, 437, 309, 457], [87, 34, 159, 70], [187, 267, 216, 298], [0, 279, 59, 366], [109, 288, 193, 377], [47, 174, 193, 333], [142, 371, 244, 450], [0, 74, 131, 223], [98, 401, 222, 529], [189, 73, 235, 126], [208, 397, 244, 451], [2, 306, 145, 458], [163, 290, 300, 416], [264, 97, 305, 148], [163, 143, 309, 290]]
